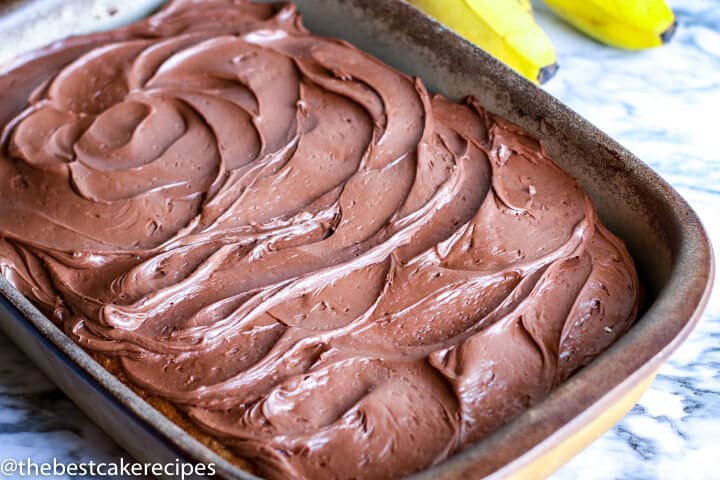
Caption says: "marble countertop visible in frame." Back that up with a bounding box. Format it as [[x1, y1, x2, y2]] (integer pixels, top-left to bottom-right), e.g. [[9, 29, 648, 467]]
[[544, 1, 720, 478], [0, 0, 717, 478]]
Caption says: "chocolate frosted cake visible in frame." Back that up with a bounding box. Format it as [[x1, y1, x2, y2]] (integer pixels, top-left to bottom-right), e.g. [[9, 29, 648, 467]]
[[0, 1, 640, 478]]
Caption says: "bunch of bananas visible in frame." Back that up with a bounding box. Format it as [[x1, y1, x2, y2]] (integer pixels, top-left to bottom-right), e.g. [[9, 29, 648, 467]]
[[407, 0, 676, 84]]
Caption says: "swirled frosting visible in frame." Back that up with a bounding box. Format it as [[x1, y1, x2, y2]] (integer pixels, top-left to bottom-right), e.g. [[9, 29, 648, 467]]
[[0, 1, 640, 479]]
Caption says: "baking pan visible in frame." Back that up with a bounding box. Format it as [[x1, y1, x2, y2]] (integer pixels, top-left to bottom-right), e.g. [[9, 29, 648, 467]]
[[0, 0, 713, 479]]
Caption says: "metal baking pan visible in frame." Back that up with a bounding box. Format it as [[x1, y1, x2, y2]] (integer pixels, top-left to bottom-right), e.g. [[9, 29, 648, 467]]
[[0, 0, 713, 478]]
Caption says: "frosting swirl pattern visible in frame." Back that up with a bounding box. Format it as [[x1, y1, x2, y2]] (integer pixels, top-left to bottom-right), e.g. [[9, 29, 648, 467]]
[[0, 1, 640, 479]]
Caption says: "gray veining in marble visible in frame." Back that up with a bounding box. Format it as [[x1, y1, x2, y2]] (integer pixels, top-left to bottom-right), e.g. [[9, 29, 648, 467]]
[[0, 0, 717, 478], [539, 1, 720, 478], [0, 333, 139, 475]]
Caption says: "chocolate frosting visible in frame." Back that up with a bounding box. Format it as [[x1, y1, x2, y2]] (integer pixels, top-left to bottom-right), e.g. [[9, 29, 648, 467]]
[[0, 1, 640, 478]]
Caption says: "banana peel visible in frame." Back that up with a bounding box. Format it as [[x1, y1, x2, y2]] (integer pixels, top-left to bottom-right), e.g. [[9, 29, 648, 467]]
[[408, 0, 558, 84], [543, 0, 676, 50]]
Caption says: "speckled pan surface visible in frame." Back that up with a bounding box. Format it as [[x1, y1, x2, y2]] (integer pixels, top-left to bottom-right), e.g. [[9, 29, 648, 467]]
[[0, 0, 713, 479]]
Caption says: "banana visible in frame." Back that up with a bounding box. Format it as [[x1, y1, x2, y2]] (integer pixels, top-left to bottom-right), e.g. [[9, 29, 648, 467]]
[[407, 0, 558, 84], [542, 0, 676, 49], [517, 0, 532, 14]]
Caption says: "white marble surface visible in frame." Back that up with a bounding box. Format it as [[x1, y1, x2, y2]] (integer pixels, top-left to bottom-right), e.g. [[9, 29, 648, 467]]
[[0, 0, 718, 478], [541, 1, 720, 478]]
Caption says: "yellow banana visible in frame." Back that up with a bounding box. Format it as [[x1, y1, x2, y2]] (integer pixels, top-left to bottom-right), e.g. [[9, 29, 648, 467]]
[[543, 0, 676, 49], [407, 0, 558, 84], [517, 0, 532, 14]]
